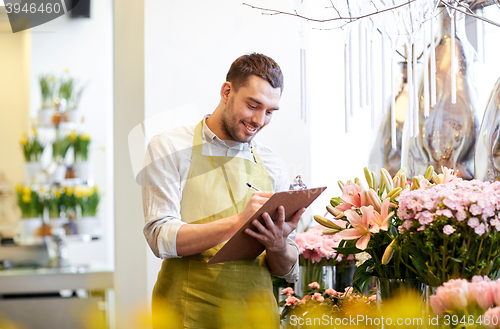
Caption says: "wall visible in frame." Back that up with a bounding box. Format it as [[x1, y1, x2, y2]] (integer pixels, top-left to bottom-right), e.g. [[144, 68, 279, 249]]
[[0, 21, 30, 185]]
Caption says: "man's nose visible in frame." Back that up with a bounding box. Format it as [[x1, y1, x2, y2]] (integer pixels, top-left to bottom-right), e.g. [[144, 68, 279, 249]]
[[252, 111, 266, 127]]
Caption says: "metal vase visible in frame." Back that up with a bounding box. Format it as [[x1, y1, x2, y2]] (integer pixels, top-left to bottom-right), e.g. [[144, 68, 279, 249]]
[[408, 11, 480, 179], [475, 77, 500, 181]]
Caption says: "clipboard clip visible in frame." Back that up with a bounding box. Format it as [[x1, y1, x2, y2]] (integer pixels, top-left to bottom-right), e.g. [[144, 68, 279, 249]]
[[289, 175, 307, 190]]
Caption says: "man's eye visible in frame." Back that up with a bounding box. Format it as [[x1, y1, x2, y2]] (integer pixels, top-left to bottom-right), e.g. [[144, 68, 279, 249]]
[[266, 111, 273, 115], [248, 104, 257, 109]]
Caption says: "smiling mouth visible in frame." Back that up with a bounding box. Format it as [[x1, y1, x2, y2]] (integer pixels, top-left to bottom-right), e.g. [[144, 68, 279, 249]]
[[243, 122, 258, 134]]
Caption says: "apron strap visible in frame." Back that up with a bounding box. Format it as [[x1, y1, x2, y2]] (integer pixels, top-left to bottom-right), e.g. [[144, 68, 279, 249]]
[[192, 120, 204, 157]]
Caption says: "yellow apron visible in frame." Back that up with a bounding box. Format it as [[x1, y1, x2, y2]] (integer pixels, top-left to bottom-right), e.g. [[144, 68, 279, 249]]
[[152, 121, 279, 329]]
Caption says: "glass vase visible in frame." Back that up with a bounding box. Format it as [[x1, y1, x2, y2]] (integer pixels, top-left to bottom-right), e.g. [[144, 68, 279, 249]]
[[334, 264, 356, 292], [296, 265, 333, 297], [376, 277, 424, 302], [409, 10, 480, 179], [475, 77, 500, 180]]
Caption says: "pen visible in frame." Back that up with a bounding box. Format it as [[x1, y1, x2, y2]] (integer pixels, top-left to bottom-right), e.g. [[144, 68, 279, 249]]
[[246, 182, 261, 191]]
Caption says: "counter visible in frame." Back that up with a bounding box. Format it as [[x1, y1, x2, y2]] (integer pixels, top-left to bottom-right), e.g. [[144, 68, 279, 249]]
[[0, 265, 114, 329]]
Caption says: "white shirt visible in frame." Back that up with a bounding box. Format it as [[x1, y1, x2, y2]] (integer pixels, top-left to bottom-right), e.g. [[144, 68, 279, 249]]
[[141, 116, 299, 282]]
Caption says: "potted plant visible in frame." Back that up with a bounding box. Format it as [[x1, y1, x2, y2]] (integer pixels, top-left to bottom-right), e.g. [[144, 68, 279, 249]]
[[51, 136, 70, 183], [60, 186, 77, 220], [67, 83, 85, 123], [14, 184, 43, 241], [74, 186, 100, 236], [21, 129, 45, 185], [58, 71, 86, 123], [69, 131, 91, 183], [44, 187, 68, 229], [39, 74, 56, 126]]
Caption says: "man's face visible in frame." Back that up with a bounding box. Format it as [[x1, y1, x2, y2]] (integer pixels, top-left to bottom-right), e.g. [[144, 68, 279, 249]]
[[220, 75, 281, 143]]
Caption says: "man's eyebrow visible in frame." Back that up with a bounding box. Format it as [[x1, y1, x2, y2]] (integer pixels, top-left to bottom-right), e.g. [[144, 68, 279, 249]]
[[247, 97, 279, 111]]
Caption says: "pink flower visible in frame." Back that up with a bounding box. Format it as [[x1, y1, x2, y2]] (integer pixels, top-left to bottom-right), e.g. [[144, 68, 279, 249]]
[[468, 217, 480, 228], [336, 206, 379, 250], [429, 295, 446, 316], [368, 295, 377, 302], [456, 210, 467, 221], [475, 223, 487, 236], [442, 279, 469, 310], [312, 293, 324, 302], [371, 197, 394, 231], [475, 282, 494, 309], [483, 307, 500, 329], [310, 251, 323, 264], [434, 279, 470, 311], [434, 287, 453, 310], [343, 287, 353, 296], [282, 287, 294, 295], [318, 238, 338, 259], [325, 288, 338, 296], [302, 248, 312, 260], [335, 182, 367, 212], [308, 282, 320, 290], [295, 234, 306, 253], [302, 232, 323, 250], [491, 281, 500, 306], [437, 166, 462, 184], [443, 225, 455, 235], [472, 275, 490, 282], [285, 296, 301, 306], [469, 204, 483, 216]]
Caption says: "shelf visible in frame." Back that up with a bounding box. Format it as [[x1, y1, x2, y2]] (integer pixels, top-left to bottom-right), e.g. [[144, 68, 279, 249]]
[[10, 234, 100, 247], [0, 264, 113, 294]]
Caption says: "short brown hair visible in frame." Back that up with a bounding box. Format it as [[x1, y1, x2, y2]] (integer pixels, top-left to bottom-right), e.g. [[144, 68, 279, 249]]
[[226, 53, 284, 94]]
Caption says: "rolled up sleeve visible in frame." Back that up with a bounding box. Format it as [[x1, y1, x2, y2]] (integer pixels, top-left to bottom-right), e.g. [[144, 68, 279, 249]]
[[141, 134, 188, 259]]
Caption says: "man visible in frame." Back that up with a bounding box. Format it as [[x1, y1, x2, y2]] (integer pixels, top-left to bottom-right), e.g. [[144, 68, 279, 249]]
[[142, 53, 305, 328]]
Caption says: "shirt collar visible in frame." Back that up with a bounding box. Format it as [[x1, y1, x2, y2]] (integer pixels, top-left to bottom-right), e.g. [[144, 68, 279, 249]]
[[202, 115, 252, 151]]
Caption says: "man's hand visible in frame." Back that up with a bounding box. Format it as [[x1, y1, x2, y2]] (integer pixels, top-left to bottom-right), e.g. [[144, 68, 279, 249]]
[[236, 191, 274, 226], [244, 205, 306, 276], [244, 205, 305, 252]]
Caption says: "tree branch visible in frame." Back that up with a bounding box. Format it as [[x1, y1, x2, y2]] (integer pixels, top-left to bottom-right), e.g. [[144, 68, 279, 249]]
[[243, 0, 500, 29], [242, 1, 416, 23], [441, 0, 500, 27]]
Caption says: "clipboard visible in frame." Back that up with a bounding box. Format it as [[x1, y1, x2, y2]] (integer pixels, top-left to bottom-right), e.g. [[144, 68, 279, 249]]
[[208, 186, 327, 264]]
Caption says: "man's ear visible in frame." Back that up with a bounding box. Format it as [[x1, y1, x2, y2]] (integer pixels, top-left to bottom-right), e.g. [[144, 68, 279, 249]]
[[220, 81, 232, 103]]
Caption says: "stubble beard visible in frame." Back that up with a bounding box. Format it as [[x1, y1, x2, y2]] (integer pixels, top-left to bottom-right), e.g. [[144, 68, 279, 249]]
[[221, 98, 254, 144]]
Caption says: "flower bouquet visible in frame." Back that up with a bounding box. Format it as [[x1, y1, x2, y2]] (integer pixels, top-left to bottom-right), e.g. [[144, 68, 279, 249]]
[[396, 178, 500, 286], [429, 276, 500, 329], [279, 283, 376, 328], [313, 167, 417, 292], [312, 165, 485, 293]]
